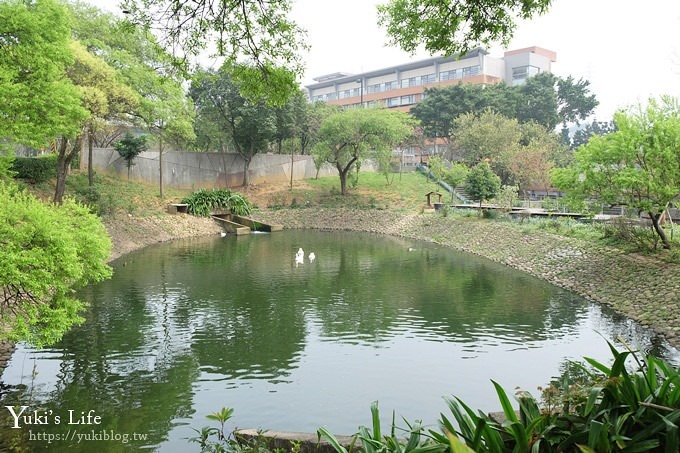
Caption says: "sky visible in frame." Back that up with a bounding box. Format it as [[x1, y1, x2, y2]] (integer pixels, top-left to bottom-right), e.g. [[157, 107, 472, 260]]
[[90, 0, 680, 120]]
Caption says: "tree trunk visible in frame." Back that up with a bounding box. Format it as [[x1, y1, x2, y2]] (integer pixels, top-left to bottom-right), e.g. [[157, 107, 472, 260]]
[[87, 125, 95, 186], [221, 153, 230, 189], [649, 211, 671, 249], [158, 136, 164, 199], [242, 156, 251, 187], [339, 169, 347, 195], [290, 149, 294, 190], [53, 137, 81, 205]]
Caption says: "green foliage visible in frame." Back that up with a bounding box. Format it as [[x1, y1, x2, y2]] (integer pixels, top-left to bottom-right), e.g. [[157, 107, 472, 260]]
[[191, 407, 304, 452], [377, 0, 552, 56], [465, 162, 501, 207], [553, 96, 680, 249], [120, 0, 306, 104], [492, 184, 519, 210], [312, 108, 415, 195], [412, 74, 597, 147], [114, 133, 149, 177], [0, 182, 112, 347], [11, 155, 58, 184], [182, 189, 253, 217], [190, 66, 276, 186], [0, 0, 89, 147]]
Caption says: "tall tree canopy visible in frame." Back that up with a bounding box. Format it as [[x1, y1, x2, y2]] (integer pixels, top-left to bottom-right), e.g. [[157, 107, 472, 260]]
[[453, 110, 564, 189], [120, 0, 306, 103], [0, 0, 88, 147], [412, 73, 598, 141], [312, 108, 415, 195], [190, 66, 276, 186], [377, 0, 552, 55], [553, 97, 680, 249]]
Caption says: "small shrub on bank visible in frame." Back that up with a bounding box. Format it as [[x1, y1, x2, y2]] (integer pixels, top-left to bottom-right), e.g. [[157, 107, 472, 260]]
[[182, 189, 253, 217], [11, 154, 57, 183]]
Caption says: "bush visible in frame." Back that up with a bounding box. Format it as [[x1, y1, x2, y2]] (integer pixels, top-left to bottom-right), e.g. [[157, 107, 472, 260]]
[[482, 209, 498, 219], [0, 181, 111, 347], [182, 189, 253, 217], [600, 217, 663, 251], [11, 154, 57, 183]]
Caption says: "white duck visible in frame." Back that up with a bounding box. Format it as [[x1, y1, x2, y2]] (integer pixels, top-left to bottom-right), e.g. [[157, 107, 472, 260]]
[[308, 252, 316, 263]]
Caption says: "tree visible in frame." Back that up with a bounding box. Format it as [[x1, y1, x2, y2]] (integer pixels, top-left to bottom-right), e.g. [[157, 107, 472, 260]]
[[0, 0, 88, 147], [53, 41, 139, 204], [411, 82, 517, 144], [312, 108, 415, 195], [190, 66, 275, 187], [67, 41, 139, 188], [557, 75, 599, 126], [517, 73, 598, 130], [0, 182, 112, 347], [138, 78, 196, 198], [465, 161, 501, 209], [377, 0, 552, 56], [427, 155, 469, 201], [452, 110, 522, 183], [120, 0, 305, 104], [570, 120, 617, 149], [114, 133, 149, 179], [552, 97, 680, 249]]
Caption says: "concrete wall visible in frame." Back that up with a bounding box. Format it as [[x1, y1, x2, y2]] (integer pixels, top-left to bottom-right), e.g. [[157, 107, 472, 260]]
[[83, 148, 377, 190]]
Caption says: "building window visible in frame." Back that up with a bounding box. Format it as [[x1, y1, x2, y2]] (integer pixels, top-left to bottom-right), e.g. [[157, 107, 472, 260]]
[[512, 65, 540, 81], [439, 69, 461, 81], [367, 84, 381, 94], [463, 65, 480, 77], [387, 97, 400, 107], [402, 146, 415, 156], [421, 73, 436, 84], [400, 95, 414, 105]]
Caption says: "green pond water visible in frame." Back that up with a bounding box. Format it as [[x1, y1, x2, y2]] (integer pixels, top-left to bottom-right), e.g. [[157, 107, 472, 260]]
[[1, 230, 678, 452]]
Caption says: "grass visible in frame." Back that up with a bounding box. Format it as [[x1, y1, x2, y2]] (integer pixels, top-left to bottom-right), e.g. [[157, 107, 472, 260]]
[[20, 171, 196, 218], [266, 171, 440, 211]]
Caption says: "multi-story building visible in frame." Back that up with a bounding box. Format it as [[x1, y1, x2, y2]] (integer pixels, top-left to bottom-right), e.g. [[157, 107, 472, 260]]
[[306, 46, 556, 166]]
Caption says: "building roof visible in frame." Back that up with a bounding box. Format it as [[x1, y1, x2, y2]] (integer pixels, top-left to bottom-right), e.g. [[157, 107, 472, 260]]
[[306, 48, 488, 89]]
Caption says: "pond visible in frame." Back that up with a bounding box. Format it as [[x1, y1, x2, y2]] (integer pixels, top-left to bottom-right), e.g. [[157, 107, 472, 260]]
[[1, 230, 678, 451]]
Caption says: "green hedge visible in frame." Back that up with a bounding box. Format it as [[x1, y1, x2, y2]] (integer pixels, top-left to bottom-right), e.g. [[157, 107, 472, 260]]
[[12, 154, 58, 183]]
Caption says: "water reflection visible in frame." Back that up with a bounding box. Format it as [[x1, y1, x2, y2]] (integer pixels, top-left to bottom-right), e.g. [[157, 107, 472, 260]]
[[1, 231, 677, 451]]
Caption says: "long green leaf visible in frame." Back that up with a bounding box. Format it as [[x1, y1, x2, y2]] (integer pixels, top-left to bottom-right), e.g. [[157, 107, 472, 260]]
[[584, 387, 603, 416], [491, 380, 519, 424], [446, 431, 476, 453], [317, 427, 349, 453], [584, 357, 612, 375], [587, 420, 604, 449], [370, 401, 382, 441]]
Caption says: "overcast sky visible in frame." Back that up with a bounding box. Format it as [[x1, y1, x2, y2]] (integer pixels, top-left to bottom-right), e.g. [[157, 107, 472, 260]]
[[92, 0, 680, 120]]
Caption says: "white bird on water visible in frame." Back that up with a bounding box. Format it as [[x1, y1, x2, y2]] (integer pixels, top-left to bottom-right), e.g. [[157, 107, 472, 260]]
[[295, 248, 304, 267], [308, 252, 316, 263]]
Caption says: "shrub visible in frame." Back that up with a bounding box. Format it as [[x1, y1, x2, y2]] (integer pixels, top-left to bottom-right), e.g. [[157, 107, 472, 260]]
[[182, 189, 253, 217], [482, 209, 498, 219], [11, 154, 57, 183], [0, 182, 111, 347]]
